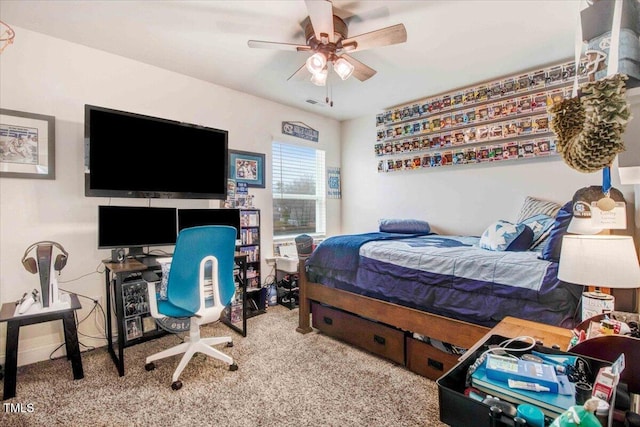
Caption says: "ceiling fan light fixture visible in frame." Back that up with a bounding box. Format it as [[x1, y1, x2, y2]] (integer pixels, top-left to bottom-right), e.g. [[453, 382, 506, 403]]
[[310, 67, 328, 86], [306, 52, 327, 74], [333, 57, 354, 81]]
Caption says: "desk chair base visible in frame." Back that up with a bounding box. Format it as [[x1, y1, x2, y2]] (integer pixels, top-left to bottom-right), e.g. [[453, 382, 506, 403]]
[[145, 321, 237, 390]]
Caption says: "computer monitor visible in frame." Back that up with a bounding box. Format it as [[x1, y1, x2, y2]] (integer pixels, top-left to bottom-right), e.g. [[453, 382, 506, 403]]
[[178, 208, 241, 242], [98, 206, 177, 257]]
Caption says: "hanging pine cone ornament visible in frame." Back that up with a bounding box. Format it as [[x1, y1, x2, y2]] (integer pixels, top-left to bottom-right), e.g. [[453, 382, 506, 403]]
[[548, 73, 632, 173], [549, 97, 584, 154]]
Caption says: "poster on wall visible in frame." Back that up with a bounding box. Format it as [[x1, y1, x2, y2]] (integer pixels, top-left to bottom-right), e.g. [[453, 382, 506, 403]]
[[0, 109, 55, 179], [229, 150, 265, 188], [327, 167, 341, 199]]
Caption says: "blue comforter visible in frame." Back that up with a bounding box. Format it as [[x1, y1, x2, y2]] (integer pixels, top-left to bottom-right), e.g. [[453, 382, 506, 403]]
[[306, 233, 580, 328], [307, 231, 433, 274]]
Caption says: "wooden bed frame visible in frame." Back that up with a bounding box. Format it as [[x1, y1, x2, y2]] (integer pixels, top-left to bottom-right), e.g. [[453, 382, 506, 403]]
[[295, 256, 490, 353]]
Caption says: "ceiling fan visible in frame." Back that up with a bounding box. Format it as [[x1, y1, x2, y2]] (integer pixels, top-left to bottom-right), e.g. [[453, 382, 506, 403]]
[[247, 0, 407, 86]]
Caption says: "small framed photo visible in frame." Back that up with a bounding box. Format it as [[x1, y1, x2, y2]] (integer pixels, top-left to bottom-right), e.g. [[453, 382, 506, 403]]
[[229, 150, 265, 188], [0, 109, 55, 179], [142, 316, 157, 333], [125, 317, 143, 341]]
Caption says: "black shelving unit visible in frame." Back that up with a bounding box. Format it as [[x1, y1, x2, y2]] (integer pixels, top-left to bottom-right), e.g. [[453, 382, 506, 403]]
[[222, 253, 250, 337], [238, 209, 265, 319]]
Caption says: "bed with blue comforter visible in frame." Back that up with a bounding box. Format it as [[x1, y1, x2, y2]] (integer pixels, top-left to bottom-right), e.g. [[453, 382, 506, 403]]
[[304, 232, 581, 329], [296, 201, 580, 380]]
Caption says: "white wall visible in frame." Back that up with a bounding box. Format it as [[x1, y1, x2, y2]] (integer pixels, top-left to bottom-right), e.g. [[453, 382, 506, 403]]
[[340, 101, 638, 238], [2, 26, 639, 368], [0, 27, 341, 366]]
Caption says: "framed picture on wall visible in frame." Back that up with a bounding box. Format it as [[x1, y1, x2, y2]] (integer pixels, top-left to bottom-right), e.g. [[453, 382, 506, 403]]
[[229, 149, 265, 188], [0, 109, 56, 179]]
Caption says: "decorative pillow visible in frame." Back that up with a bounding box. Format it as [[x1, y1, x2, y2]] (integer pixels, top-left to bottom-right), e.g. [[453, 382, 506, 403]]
[[479, 220, 534, 252], [516, 196, 562, 223], [379, 218, 431, 234], [540, 201, 573, 262], [520, 214, 556, 250]]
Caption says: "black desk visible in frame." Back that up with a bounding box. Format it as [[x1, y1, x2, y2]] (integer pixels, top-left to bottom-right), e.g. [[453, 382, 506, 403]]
[[0, 294, 84, 400], [104, 254, 251, 376]]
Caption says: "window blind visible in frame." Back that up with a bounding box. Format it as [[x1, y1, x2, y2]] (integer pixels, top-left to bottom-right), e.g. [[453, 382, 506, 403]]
[[272, 142, 325, 237]]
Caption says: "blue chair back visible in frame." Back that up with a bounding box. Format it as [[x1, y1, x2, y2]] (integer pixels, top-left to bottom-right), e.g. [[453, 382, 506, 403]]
[[166, 225, 237, 314]]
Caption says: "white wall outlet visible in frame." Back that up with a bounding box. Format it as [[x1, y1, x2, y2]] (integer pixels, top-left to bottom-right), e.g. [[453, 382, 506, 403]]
[[265, 257, 276, 266], [91, 295, 103, 307]]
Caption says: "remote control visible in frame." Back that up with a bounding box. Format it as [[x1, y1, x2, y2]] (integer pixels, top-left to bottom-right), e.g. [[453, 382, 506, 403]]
[[18, 295, 35, 314]]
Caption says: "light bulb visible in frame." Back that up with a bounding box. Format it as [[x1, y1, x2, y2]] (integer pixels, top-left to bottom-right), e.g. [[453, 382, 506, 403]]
[[306, 53, 327, 74]]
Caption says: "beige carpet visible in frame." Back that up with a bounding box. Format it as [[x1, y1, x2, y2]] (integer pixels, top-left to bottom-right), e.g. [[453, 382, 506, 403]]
[[1, 305, 448, 426]]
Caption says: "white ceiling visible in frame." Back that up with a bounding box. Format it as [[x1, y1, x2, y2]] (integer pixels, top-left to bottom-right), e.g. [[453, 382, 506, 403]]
[[1, 0, 584, 121]]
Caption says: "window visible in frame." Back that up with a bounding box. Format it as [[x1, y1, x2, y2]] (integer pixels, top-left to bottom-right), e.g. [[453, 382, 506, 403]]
[[272, 141, 325, 237]]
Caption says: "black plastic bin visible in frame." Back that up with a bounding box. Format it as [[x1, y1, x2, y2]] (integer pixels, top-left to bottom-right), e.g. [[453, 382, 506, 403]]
[[437, 334, 611, 427]]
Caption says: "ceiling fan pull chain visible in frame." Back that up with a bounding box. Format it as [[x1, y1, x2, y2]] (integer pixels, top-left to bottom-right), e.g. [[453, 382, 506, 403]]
[[330, 84, 334, 107]]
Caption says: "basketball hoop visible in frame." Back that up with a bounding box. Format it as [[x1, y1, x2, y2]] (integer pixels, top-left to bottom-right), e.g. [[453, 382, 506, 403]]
[[0, 20, 16, 54]]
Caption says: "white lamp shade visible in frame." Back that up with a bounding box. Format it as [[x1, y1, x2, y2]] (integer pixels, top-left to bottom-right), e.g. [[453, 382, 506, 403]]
[[333, 57, 354, 80], [558, 235, 640, 289], [305, 53, 326, 74]]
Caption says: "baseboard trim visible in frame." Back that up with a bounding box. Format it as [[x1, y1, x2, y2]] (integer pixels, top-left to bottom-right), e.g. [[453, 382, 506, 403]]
[[0, 337, 107, 367]]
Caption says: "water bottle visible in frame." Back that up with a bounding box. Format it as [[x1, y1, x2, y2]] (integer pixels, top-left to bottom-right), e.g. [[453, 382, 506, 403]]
[[267, 283, 278, 306]]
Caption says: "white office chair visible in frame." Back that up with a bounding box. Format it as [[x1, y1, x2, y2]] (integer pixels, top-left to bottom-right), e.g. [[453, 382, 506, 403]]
[[144, 226, 238, 390]]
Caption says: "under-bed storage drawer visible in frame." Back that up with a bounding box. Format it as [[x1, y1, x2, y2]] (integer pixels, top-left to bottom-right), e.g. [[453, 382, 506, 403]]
[[405, 336, 460, 381], [311, 302, 405, 365]]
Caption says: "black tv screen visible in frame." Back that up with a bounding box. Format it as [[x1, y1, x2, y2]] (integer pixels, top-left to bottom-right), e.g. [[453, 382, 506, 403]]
[[98, 206, 177, 253], [85, 105, 228, 199], [178, 208, 240, 239]]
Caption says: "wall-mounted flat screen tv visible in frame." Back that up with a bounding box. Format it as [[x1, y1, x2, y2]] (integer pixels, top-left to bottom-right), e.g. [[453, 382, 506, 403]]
[[85, 105, 228, 199]]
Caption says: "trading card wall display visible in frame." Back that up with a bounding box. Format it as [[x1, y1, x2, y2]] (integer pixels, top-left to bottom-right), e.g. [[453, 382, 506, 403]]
[[375, 59, 589, 172]]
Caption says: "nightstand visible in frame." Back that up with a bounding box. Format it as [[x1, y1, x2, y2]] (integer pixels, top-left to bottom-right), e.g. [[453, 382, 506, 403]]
[[0, 294, 84, 400], [461, 316, 573, 363]]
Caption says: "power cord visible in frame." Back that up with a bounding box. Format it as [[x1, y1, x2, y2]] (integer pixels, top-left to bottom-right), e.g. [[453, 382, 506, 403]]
[[54, 288, 108, 358]]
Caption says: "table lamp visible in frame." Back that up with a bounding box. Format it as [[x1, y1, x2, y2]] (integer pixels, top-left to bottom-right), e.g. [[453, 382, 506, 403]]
[[558, 235, 640, 321]]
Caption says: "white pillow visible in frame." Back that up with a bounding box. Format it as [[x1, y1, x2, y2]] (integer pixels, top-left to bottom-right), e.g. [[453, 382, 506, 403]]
[[516, 196, 561, 223]]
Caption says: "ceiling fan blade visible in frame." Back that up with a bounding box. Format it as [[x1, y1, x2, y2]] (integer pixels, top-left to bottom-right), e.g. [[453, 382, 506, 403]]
[[248, 40, 311, 52], [341, 23, 407, 52], [341, 54, 376, 82], [304, 0, 334, 42], [287, 63, 309, 82], [333, 3, 390, 25]]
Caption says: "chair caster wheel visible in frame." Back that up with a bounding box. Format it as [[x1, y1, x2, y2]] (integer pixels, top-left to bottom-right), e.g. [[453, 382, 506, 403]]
[[171, 380, 182, 390], [145, 362, 155, 371], [229, 363, 238, 371], [226, 341, 234, 348]]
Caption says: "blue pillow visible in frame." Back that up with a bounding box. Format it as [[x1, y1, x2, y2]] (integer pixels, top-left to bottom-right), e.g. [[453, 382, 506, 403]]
[[479, 220, 533, 251], [540, 201, 573, 262], [520, 214, 555, 250], [379, 218, 431, 234]]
